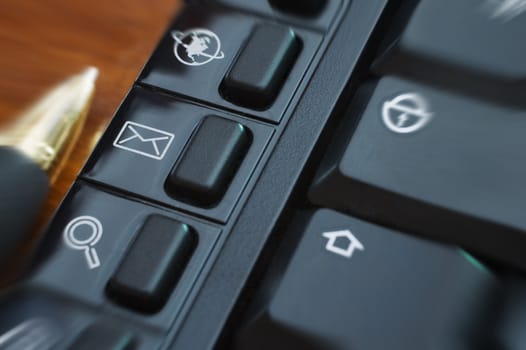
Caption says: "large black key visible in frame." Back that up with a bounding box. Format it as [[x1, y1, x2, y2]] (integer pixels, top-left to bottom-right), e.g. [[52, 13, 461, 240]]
[[309, 76, 526, 270], [236, 209, 497, 350], [373, 0, 526, 105]]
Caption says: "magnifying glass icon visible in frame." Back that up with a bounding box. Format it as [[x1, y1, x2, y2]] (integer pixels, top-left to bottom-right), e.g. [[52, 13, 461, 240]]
[[63, 216, 103, 269]]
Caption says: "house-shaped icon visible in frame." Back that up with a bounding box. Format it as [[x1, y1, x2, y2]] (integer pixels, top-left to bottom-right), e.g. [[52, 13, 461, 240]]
[[322, 230, 364, 258]]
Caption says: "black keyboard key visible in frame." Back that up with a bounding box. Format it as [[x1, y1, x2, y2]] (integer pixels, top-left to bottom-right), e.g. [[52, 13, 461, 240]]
[[209, 0, 340, 31], [107, 215, 197, 313], [492, 276, 526, 349], [268, 0, 327, 17], [165, 115, 251, 206], [236, 209, 497, 350], [139, 6, 321, 124], [221, 23, 300, 109], [373, 0, 526, 105], [67, 322, 135, 350], [309, 76, 526, 270]]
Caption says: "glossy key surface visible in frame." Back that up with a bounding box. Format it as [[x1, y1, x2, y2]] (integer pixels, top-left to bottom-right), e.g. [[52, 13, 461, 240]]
[[107, 215, 197, 313], [67, 322, 135, 350], [166, 116, 251, 206], [221, 23, 300, 109], [310, 76, 526, 270], [236, 209, 497, 350], [373, 0, 526, 105]]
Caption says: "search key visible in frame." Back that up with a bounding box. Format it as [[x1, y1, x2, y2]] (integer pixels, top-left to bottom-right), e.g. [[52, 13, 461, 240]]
[[27, 183, 220, 329], [29, 186, 149, 307]]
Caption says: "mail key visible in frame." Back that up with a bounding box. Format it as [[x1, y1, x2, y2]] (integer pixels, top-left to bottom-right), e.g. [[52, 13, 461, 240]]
[[166, 115, 252, 207], [82, 87, 273, 223]]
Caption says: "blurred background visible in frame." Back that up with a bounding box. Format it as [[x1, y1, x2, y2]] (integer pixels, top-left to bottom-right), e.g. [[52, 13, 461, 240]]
[[0, 0, 182, 231]]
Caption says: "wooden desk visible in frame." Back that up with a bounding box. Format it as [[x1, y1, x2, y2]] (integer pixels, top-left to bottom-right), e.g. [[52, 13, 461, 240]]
[[0, 0, 182, 233]]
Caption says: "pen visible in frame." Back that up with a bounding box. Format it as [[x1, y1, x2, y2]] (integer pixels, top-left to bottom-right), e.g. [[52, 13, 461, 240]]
[[0, 67, 98, 261]]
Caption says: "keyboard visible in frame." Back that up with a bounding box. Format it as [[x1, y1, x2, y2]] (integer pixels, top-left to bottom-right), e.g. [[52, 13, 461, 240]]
[[4, 0, 526, 348]]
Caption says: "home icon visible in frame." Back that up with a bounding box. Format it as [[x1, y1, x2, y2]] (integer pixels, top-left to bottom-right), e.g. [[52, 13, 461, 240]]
[[322, 229, 364, 258]]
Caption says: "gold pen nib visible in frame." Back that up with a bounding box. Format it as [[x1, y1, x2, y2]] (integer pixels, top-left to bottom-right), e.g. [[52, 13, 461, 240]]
[[0, 67, 98, 178]]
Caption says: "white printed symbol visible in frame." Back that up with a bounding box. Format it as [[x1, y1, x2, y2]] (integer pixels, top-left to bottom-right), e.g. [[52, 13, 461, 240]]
[[63, 216, 103, 269], [322, 230, 364, 258], [171, 28, 225, 66], [484, 0, 526, 21], [113, 121, 175, 160], [382, 93, 433, 134]]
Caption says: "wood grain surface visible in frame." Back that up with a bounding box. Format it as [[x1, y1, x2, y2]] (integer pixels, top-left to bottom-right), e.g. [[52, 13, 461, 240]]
[[0, 0, 182, 269]]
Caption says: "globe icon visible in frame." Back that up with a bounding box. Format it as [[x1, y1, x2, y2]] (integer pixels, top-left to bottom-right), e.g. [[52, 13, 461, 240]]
[[171, 28, 225, 66]]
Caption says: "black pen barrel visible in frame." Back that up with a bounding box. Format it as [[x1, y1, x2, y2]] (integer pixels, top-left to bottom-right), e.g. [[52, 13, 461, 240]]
[[0, 146, 48, 260]]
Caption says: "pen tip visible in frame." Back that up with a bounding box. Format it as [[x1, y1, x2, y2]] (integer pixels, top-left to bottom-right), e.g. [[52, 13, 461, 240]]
[[2, 66, 100, 174], [81, 66, 99, 84]]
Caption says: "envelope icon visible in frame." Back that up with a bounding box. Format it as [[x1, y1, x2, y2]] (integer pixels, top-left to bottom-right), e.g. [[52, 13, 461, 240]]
[[113, 121, 175, 160]]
